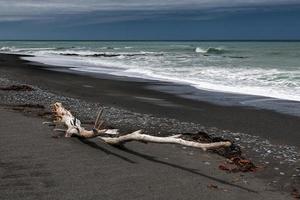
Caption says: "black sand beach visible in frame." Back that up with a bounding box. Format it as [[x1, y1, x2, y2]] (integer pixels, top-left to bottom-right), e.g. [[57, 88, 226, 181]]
[[1, 54, 300, 146], [0, 109, 290, 200], [0, 53, 299, 199]]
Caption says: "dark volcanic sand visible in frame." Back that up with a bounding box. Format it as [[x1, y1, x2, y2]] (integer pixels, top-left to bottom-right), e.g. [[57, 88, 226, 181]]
[[0, 107, 290, 200], [0, 53, 299, 199]]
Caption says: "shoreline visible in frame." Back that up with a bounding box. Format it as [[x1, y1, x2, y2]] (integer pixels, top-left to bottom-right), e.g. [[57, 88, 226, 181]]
[[24, 53, 300, 117], [0, 53, 299, 197], [1, 53, 300, 146]]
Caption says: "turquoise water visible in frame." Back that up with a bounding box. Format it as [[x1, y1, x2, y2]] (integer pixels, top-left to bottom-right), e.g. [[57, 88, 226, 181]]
[[1, 41, 300, 101]]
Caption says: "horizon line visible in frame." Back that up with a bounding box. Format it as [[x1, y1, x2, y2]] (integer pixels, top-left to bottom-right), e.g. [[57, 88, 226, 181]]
[[1, 39, 300, 42]]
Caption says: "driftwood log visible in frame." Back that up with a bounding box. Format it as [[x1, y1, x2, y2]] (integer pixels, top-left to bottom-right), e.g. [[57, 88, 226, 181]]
[[49, 102, 231, 151]]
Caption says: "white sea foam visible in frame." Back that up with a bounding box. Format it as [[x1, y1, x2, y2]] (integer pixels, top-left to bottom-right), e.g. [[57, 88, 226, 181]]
[[195, 47, 206, 53], [0, 46, 15, 51], [1, 42, 300, 102], [23, 53, 300, 102], [195, 47, 226, 54], [0, 46, 57, 52]]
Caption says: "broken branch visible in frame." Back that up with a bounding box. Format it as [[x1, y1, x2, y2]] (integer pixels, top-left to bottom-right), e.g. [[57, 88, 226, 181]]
[[99, 130, 231, 151]]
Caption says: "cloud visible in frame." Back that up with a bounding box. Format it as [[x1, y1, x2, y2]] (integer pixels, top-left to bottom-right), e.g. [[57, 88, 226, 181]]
[[0, 0, 299, 22]]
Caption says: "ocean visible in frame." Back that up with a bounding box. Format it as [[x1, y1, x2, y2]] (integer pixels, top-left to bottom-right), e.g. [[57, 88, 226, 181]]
[[1, 41, 299, 115]]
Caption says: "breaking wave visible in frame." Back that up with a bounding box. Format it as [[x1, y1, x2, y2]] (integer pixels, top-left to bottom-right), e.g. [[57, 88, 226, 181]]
[[195, 47, 227, 54]]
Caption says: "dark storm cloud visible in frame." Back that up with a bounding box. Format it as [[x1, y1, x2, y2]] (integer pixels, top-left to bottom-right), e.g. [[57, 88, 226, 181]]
[[0, 0, 299, 40], [0, 0, 299, 22]]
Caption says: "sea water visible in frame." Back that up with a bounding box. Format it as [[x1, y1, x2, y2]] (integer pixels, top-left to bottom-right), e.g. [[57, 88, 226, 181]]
[[1, 41, 299, 115]]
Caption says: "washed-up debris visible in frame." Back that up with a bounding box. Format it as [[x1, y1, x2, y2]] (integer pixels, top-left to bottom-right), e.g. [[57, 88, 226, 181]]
[[292, 188, 300, 199], [207, 184, 218, 189], [2, 103, 50, 118], [218, 157, 257, 173], [181, 131, 241, 157], [0, 84, 34, 91], [1, 103, 45, 110], [181, 132, 257, 173], [12, 104, 45, 109], [219, 164, 236, 172]]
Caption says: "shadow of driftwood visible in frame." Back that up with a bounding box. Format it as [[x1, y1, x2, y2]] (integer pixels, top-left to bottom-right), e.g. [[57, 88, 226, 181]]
[[77, 138, 136, 164], [116, 145, 258, 193], [76, 137, 257, 193]]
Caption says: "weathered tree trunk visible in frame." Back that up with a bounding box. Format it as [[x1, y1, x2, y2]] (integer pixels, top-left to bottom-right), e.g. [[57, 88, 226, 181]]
[[50, 102, 231, 151]]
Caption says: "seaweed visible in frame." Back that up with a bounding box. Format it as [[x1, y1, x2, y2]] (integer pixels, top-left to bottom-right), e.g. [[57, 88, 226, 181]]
[[0, 84, 34, 91], [181, 131, 257, 173]]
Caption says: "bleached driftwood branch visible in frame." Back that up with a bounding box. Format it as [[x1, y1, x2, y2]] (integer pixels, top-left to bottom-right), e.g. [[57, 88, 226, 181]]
[[50, 102, 231, 151], [99, 130, 231, 151]]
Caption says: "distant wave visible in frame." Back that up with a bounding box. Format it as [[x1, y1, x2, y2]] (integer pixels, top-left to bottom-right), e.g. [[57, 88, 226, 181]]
[[0, 46, 20, 52], [195, 47, 227, 54], [0, 46, 58, 52], [226, 56, 248, 59], [98, 46, 134, 50], [0, 46, 163, 57], [55, 47, 76, 50], [59, 53, 119, 57], [0, 46, 119, 52], [0, 46, 16, 51], [195, 47, 247, 58], [194, 47, 206, 53], [59, 52, 164, 57]]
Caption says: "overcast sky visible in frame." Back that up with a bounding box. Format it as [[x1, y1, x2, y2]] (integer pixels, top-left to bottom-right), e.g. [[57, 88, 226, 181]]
[[0, 0, 299, 40]]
